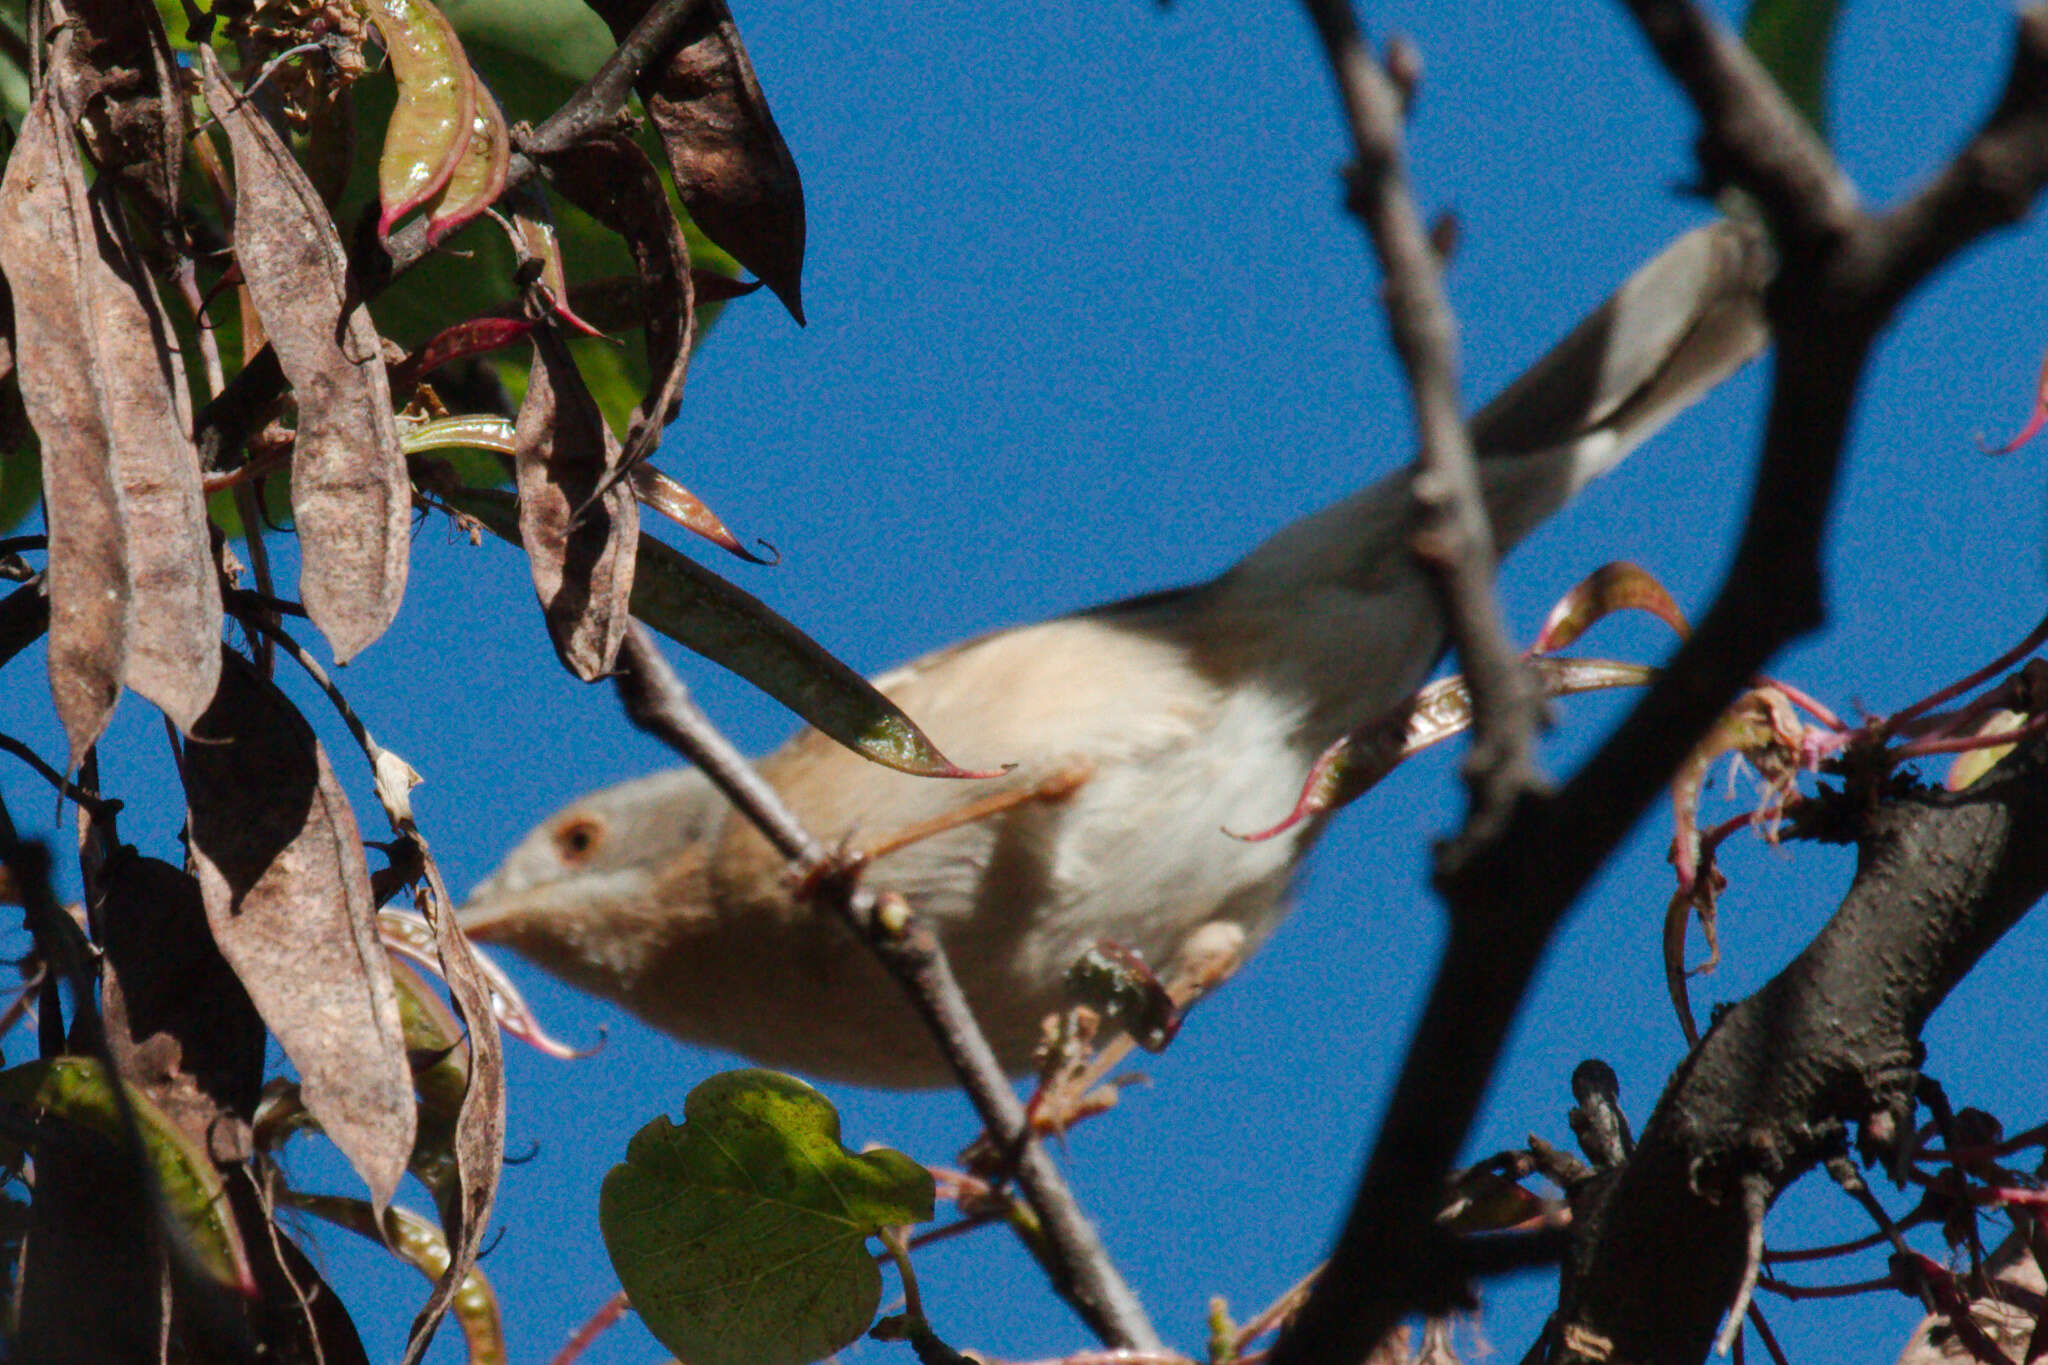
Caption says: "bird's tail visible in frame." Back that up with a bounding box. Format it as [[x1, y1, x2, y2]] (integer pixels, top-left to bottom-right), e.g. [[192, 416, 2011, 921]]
[[1220, 217, 1772, 604], [1469, 215, 1772, 550]]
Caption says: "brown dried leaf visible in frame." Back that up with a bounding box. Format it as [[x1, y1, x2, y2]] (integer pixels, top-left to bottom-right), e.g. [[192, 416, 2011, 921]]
[[200, 50, 410, 663], [585, 0, 806, 321], [48, 62, 222, 732], [540, 134, 695, 476], [184, 651, 415, 1210], [0, 85, 129, 767], [514, 326, 639, 680], [47, 0, 185, 241], [1235, 659, 1659, 842], [18, 23, 223, 731]]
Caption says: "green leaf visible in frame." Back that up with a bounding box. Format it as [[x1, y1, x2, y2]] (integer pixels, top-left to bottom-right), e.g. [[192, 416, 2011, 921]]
[[444, 486, 975, 776], [600, 1070, 934, 1365], [0, 1057, 253, 1293], [282, 1190, 507, 1365], [1742, 0, 1839, 140], [0, 444, 38, 535]]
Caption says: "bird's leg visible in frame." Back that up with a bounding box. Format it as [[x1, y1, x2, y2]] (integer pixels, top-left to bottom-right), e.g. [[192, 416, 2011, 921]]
[[861, 760, 1095, 862], [789, 760, 1096, 909]]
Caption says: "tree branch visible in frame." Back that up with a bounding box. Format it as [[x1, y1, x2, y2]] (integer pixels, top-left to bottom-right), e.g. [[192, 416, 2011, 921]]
[[1554, 732, 2048, 1361], [609, 625, 1162, 1352], [1272, 6, 2048, 1365], [1301, 0, 1543, 839]]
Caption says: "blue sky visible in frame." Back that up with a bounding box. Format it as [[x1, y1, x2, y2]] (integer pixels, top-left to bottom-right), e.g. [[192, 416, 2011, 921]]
[[9, 1, 2048, 1361]]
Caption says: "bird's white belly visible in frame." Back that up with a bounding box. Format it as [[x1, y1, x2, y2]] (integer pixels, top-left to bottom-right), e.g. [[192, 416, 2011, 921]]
[[873, 678, 1322, 1040]]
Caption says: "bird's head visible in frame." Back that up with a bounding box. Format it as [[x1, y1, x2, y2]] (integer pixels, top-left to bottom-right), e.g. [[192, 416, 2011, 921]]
[[459, 766, 731, 989]]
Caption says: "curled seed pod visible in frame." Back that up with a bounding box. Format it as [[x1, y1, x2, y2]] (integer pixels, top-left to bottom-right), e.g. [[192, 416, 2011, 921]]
[[423, 69, 508, 245], [353, 0, 478, 245]]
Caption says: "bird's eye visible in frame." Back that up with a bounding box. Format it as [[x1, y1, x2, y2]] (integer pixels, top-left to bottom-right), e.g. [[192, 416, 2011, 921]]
[[553, 815, 604, 864]]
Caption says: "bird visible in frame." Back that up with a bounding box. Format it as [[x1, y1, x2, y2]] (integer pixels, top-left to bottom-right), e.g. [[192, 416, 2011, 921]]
[[459, 219, 1771, 1087]]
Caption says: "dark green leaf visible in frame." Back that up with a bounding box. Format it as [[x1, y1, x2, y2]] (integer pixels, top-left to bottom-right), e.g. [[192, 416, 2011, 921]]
[[1742, 0, 1839, 139], [0, 1056, 253, 1292]]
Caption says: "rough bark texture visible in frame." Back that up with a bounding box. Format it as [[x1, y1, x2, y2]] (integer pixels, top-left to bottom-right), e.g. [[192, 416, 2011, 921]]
[[1552, 735, 2048, 1362]]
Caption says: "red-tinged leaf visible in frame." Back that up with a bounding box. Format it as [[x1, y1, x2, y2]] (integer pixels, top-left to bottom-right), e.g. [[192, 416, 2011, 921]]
[[406, 414, 762, 563], [444, 487, 976, 776], [509, 195, 573, 308], [0, 85, 129, 767], [1987, 341, 2048, 454], [354, 0, 478, 243], [488, 271, 760, 337], [585, 0, 807, 322], [381, 907, 599, 1061], [391, 316, 533, 394], [47, 0, 185, 241], [201, 50, 411, 663], [540, 135, 695, 478], [1530, 561, 1691, 656], [1945, 708, 2029, 791], [424, 70, 510, 245], [505, 194, 611, 336], [632, 463, 768, 562], [513, 327, 639, 680], [183, 651, 416, 1211], [1236, 659, 1659, 841]]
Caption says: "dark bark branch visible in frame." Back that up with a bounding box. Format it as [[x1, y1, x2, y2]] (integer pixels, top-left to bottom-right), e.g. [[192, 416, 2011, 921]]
[[1301, 0, 1543, 838], [522, 0, 711, 158], [1622, 0, 1859, 241], [1273, 6, 2048, 1365], [610, 625, 1162, 1352], [1555, 732, 2048, 1362]]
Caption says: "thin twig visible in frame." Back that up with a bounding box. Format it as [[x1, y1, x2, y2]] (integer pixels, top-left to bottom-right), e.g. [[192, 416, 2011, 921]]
[[1300, 0, 1541, 840], [0, 734, 115, 815], [610, 625, 1160, 1350], [1887, 610, 2048, 732], [522, 0, 711, 158]]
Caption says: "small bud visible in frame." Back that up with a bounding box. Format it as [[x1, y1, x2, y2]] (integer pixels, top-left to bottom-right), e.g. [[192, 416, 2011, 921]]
[[875, 890, 914, 937], [1384, 34, 1423, 115]]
